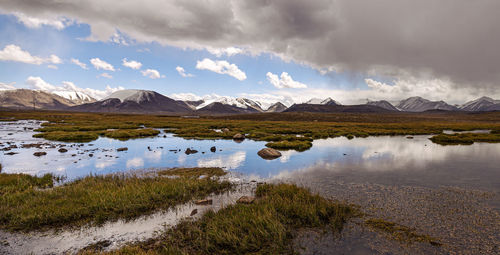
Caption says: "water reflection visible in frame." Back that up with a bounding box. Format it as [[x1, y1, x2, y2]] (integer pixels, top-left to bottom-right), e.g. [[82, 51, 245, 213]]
[[1, 121, 499, 191]]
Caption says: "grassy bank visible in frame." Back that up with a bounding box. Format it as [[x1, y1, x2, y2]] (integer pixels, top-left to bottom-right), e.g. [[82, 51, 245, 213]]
[[89, 183, 355, 254], [429, 132, 500, 145], [0, 168, 231, 231], [2, 111, 500, 150]]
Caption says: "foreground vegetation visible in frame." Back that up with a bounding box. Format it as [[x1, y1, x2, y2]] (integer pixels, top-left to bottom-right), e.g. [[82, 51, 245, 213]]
[[0, 168, 231, 231], [88, 183, 355, 254], [429, 131, 500, 145], [365, 218, 441, 246], [1, 110, 500, 150]]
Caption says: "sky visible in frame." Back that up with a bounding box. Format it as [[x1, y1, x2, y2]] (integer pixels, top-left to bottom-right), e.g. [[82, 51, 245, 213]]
[[0, 0, 499, 107]]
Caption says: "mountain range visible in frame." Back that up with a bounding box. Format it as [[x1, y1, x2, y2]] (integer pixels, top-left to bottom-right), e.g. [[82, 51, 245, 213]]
[[1, 88, 499, 114]]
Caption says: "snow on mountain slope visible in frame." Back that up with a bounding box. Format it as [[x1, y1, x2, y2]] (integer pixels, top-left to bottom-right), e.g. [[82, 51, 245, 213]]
[[52, 91, 95, 104], [305, 97, 341, 105], [366, 100, 399, 111], [397, 96, 457, 112], [460, 96, 500, 111]]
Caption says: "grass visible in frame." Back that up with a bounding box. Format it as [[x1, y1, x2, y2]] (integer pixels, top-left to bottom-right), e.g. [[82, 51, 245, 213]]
[[429, 132, 500, 145], [266, 140, 313, 151], [0, 168, 232, 231], [33, 131, 99, 142], [94, 183, 355, 255], [158, 167, 227, 179], [0, 173, 55, 195], [365, 218, 441, 246], [2, 110, 500, 149]]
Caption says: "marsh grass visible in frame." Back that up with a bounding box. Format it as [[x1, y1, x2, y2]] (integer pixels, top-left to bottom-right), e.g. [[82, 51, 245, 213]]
[[266, 140, 313, 151], [0, 169, 231, 232], [158, 167, 227, 178], [0, 173, 55, 195], [365, 218, 441, 246], [95, 183, 355, 255], [103, 128, 160, 140], [429, 132, 500, 145], [3, 111, 500, 148]]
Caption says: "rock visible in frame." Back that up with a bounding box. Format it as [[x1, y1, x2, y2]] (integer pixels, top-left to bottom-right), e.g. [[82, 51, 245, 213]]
[[117, 147, 128, 152], [237, 196, 255, 204], [194, 199, 212, 205], [4, 152, 17, 155], [89, 153, 94, 157], [58, 148, 68, 153], [406, 136, 414, 139], [210, 146, 216, 152], [257, 148, 282, 159], [233, 133, 245, 140], [222, 128, 230, 132], [190, 209, 198, 216], [185, 148, 198, 155], [33, 152, 47, 157]]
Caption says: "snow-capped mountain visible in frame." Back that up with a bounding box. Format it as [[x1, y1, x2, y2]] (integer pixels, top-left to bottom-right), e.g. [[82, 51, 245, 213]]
[[305, 97, 341, 105], [460, 96, 500, 111], [196, 97, 264, 112], [266, 102, 288, 112], [366, 100, 399, 111], [52, 91, 96, 104], [72, 89, 192, 113], [0, 89, 78, 109], [396, 96, 458, 112]]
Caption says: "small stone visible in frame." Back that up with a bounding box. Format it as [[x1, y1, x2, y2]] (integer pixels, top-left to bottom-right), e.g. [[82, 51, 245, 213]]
[[210, 146, 216, 152], [222, 128, 230, 132], [58, 148, 68, 153], [33, 151, 47, 157], [257, 148, 282, 159], [233, 133, 245, 140], [190, 209, 198, 216], [117, 147, 128, 152], [89, 153, 94, 157], [185, 148, 198, 155], [237, 196, 255, 204], [406, 136, 414, 139], [194, 199, 213, 205]]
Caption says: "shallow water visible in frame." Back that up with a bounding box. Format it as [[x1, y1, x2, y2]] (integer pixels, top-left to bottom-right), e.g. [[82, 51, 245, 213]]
[[1, 120, 499, 191]]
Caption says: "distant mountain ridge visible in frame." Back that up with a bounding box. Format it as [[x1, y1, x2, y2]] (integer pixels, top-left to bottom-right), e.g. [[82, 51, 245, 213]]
[[71, 89, 192, 113], [396, 96, 458, 112], [0, 89, 78, 110], [366, 100, 399, 111], [460, 96, 500, 111]]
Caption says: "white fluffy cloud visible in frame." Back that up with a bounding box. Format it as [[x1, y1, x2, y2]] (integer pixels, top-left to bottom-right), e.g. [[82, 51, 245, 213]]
[[0, 44, 61, 65], [206, 47, 244, 57], [196, 58, 246, 81], [12, 12, 69, 30], [0, 82, 16, 90], [141, 69, 163, 79], [71, 58, 88, 69], [266, 72, 307, 89], [90, 58, 115, 71], [25, 76, 124, 100], [175, 66, 193, 77], [122, 58, 142, 69], [99, 73, 113, 79]]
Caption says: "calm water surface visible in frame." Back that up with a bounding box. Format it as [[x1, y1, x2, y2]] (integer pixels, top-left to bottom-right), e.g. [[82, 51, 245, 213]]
[[1, 120, 499, 191]]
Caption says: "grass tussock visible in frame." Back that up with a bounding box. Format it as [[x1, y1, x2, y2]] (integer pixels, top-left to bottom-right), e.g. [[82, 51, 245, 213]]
[[103, 128, 160, 140], [0, 168, 231, 232], [429, 132, 500, 145], [99, 183, 355, 255], [33, 131, 99, 142], [158, 167, 227, 179], [266, 140, 313, 151], [365, 218, 441, 246]]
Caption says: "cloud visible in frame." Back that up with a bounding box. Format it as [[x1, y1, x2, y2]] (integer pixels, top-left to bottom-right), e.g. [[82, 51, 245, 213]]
[[176, 66, 193, 77], [71, 58, 88, 69], [266, 72, 307, 89], [99, 72, 113, 79], [197, 151, 246, 170], [0, 44, 61, 65], [90, 57, 115, 71], [11, 12, 69, 30], [47, 65, 58, 70], [0, 82, 16, 90], [25, 76, 124, 100], [196, 58, 246, 81], [206, 47, 243, 57], [141, 69, 163, 79], [169, 92, 202, 101], [126, 157, 144, 168], [2, 0, 499, 94], [122, 58, 142, 69]]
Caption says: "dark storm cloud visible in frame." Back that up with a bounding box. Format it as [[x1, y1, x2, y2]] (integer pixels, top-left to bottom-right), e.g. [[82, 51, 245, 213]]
[[1, 0, 499, 88]]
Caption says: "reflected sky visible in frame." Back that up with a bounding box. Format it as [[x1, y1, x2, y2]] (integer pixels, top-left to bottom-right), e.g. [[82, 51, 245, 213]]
[[1, 121, 499, 191]]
